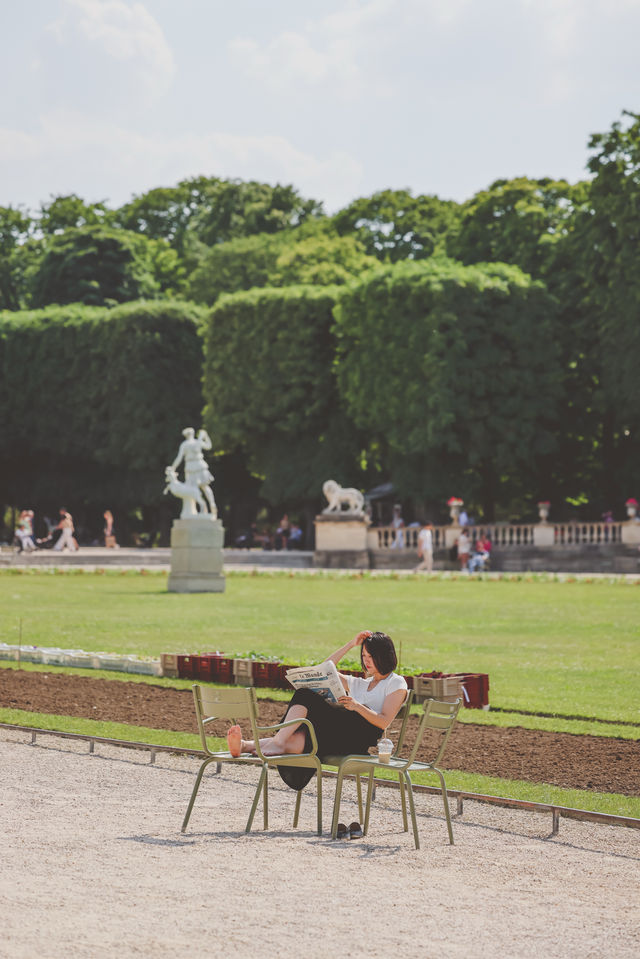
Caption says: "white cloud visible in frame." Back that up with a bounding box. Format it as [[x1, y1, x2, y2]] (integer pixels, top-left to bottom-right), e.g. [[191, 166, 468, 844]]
[[0, 112, 364, 212], [48, 0, 175, 95], [229, 0, 403, 100]]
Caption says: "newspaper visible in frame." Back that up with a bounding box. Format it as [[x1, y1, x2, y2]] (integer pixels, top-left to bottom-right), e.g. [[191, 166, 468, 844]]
[[285, 660, 345, 704]]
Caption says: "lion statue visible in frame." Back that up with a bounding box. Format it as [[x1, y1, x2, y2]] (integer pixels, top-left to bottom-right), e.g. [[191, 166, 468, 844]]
[[322, 479, 365, 515]]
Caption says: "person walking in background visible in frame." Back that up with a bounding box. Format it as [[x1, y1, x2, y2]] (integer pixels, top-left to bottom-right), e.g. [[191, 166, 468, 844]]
[[390, 503, 405, 549], [414, 521, 434, 573], [54, 508, 77, 552], [103, 510, 118, 548], [456, 527, 470, 571]]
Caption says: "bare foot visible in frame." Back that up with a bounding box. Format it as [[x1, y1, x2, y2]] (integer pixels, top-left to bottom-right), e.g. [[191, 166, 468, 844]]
[[227, 725, 242, 757]]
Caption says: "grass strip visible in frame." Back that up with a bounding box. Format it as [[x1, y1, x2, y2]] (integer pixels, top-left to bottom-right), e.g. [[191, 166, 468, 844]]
[[2, 707, 638, 820]]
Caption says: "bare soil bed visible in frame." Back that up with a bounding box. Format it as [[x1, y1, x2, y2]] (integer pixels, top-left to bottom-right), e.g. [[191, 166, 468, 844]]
[[2, 668, 639, 795]]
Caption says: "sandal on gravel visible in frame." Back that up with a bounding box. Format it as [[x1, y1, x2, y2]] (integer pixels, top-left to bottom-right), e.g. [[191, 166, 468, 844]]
[[349, 822, 363, 839], [336, 823, 350, 839]]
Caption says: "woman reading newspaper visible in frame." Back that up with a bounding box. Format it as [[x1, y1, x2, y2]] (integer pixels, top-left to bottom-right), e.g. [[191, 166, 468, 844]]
[[227, 630, 407, 794]]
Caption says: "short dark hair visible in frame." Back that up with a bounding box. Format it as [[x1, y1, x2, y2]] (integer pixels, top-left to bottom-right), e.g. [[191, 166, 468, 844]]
[[361, 631, 397, 675]]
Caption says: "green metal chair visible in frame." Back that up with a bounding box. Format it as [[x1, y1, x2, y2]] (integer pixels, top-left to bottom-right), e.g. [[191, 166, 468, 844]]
[[181, 685, 323, 835], [328, 697, 461, 849], [323, 688, 415, 824]]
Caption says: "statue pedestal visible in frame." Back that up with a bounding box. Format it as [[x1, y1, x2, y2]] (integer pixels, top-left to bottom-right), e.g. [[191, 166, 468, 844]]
[[314, 514, 369, 569], [621, 521, 640, 545], [168, 516, 225, 593], [533, 523, 555, 546]]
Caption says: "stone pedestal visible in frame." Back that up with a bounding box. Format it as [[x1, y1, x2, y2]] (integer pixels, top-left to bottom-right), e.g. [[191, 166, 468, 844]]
[[168, 516, 225, 593], [444, 525, 461, 549], [621, 521, 640, 545], [533, 523, 555, 546], [314, 514, 369, 569]]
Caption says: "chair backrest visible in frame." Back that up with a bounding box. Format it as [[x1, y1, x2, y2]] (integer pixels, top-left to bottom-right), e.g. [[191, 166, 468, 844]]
[[404, 697, 461, 767], [192, 684, 259, 754], [391, 688, 414, 754]]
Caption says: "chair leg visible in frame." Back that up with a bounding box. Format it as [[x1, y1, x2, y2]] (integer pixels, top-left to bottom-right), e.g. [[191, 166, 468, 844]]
[[181, 757, 215, 833], [363, 770, 375, 836], [215, 762, 222, 775], [263, 767, 269, 829], [356, 773, 363, 823], [293, 787, 302, 828], [399, 772, 408, 831], [316, 766, 323, 836], [435, 766, 454, 845], [403, 772, 420, 850], [245, 765, 267, 833], [331, 767, 347, 838]]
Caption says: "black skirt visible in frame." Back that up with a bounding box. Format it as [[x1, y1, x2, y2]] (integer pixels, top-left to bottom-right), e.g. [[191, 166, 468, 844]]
[[276, 688, 380, 791]]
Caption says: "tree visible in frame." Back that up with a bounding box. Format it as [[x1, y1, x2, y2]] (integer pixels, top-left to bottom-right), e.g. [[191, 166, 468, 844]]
[[188, 232, 287, 304], [334, 259, 562, 518], [30, 226, 184, 307], [202, 286, 364, 514], [332, 189, 460, 261], [38, 194, 112, 235], [573, 111, 640, 504], [0, 206, 33, 310], [190, 179, 323, 248], [270, 234, 377, 287], [188, 230, 377, 305], [114, 177, 214, 255], [447, 176, 580, 279]]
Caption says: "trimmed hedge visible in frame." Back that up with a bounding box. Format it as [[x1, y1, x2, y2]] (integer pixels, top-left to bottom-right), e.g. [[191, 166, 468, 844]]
[[0, 300, 206, 510]]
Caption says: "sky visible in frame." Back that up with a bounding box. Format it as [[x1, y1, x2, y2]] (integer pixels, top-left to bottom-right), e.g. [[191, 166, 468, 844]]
[[2, 0, 640, 215]]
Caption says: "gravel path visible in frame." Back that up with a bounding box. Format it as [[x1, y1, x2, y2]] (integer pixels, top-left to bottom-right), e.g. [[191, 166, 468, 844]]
[[2, 730, 639, 959]]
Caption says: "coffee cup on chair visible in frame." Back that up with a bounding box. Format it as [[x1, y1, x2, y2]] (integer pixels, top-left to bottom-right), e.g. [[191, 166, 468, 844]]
[[377, 738, 393, 762]]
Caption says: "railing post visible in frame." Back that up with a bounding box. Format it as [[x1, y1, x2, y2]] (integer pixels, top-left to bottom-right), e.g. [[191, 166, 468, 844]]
[[533, 523, 555, 546]]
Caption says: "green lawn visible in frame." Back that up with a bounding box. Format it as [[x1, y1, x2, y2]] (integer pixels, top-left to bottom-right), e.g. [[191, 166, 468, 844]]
[[1, 569, 639, 724]]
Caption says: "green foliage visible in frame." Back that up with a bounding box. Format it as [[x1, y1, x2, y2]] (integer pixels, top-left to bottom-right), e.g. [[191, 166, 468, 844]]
[[270, 233, 377, 287], [0, 300, 205, 510], [448, 177, 579, 278], [0, 205, 34, 310], [114, 176, 214, 255], [38, 194, 113, 234], [189, 178, 323, 247], [582, 112, 640, 443], [203, 285, 363, 504], [332, 188, 460, 261], [334, 259, 561, 515], [189, 230, 377, 305], [30, 226, 185, 307], [188, 232, 287, 304]]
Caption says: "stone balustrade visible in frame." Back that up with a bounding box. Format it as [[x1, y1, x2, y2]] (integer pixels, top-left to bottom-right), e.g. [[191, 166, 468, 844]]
[[369, 520, 636, 549]]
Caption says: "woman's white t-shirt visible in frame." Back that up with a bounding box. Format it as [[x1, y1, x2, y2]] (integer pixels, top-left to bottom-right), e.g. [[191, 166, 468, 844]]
[[346, 672, 408, 714]]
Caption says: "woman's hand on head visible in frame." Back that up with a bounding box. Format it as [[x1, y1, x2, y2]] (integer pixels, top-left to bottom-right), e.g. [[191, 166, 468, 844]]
[[353, 630, 372, 646]]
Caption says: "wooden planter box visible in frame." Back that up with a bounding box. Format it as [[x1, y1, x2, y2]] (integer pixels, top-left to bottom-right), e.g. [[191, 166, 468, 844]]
[[232, 658, 254, 685], [160, 653, 179, 678], [177, 655, 198, 679], [253, 661, 282, 688], [413, 674, 463, 704]]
